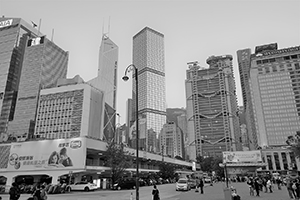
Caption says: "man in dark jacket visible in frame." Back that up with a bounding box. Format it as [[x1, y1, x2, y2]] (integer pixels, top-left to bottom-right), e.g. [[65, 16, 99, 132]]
[[9, 182, 20, 200], [198, 178, 204, 194]]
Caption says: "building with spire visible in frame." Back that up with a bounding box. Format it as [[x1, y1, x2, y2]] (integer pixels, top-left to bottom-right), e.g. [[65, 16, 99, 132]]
[[88, 34, 118, 142]]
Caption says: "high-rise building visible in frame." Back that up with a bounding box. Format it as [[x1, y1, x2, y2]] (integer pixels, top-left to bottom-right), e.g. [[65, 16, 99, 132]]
[[88, 34, 118, 142], [160, 121, 184, 158], [0, 18, 41, 141], [132, 27, 167, 148], [247, 44, 300, 148], [34, 76, 105, 140], [237, 48, 261, 150], [5, 22, 68, 140], [185, 57, 241, 160]]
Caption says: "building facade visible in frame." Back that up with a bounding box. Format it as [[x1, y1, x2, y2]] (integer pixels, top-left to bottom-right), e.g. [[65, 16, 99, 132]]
[[7, 35, 68, 140], [0, 18, 42, 141], [185, 57, 241, 160], [160, 121, 184, 159], [248, 45, 300, 148], [132, 27, 167, 147], [34, 77, 105, 140], [88, 34, 119, 142]]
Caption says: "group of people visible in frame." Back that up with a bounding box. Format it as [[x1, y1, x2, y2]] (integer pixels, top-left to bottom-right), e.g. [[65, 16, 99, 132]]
[[8, 182, 48, 200], [246, 176, 300, 199]]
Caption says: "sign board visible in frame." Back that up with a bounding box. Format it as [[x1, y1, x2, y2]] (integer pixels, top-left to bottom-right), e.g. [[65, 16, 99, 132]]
[[223, 151, 262, 164], [6, 138, 86, 171], [0, 19, 13, 29]]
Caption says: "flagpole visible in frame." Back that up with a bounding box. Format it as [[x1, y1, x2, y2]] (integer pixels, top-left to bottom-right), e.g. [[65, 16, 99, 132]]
[[37, 19, 42, 36]]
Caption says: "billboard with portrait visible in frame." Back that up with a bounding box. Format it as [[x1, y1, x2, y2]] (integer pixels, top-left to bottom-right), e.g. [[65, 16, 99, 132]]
[[6, 137, 86, 171], [223, 150, 262, 164]]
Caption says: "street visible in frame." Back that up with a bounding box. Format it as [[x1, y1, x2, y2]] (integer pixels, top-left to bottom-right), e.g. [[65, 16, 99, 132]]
[[1, 182, 290, 200]]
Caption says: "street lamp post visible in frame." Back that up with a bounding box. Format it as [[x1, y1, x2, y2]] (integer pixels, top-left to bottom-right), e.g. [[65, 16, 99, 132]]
[[122, 64, 139, 200]]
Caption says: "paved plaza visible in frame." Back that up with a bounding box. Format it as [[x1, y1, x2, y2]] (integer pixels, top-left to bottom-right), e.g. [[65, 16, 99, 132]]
[[0, 182, 291, 200]]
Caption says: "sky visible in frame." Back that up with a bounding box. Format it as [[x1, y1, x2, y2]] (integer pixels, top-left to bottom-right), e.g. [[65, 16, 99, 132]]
[[1, 0, 300, 125]]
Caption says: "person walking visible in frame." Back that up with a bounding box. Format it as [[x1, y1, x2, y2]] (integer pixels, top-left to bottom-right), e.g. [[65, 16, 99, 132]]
[[33, 185, 41, 200], [267, 179, 273, 193], [198, 178, 204, 194], [254, 178, 261, 197], [9, 182, 20, 200], [152, 185, 160, 200], [40, 185, 48, 200]]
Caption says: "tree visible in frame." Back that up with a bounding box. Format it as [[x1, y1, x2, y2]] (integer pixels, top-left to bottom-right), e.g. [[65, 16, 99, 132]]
[[196, 155, 224, 177], [102, 142, 133, 184], [287, 135, 300, 159], [175, 155, 184, 160], [158, 162, 175, 179]]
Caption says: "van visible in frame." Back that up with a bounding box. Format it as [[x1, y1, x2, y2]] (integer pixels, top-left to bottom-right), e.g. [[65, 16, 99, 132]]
[[176, 178, 190, 191]]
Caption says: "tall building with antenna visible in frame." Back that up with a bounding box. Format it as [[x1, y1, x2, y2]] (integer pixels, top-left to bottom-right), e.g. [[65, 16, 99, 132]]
[[0, 17, 68, 141], [88, 34, 118, 142]]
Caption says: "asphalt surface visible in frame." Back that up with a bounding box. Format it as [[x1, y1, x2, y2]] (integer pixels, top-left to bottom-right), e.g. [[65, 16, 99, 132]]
[[0, 182, 291, 200]]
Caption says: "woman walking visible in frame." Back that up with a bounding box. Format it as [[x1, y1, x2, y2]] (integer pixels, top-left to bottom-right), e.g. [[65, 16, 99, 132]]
[[152, 185, 160, 200]]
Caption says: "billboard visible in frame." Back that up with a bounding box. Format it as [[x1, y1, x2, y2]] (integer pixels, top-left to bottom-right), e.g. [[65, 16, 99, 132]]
[[223, 151, 262, 164], [6, 138, 86, 171]]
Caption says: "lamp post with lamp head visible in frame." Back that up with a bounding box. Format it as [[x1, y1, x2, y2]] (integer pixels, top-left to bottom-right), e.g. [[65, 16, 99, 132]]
[[122, 64, 139, 200]]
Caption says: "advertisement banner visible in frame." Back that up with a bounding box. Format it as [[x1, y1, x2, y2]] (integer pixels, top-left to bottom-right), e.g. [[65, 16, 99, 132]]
[[223, 151, 262, 164], [7, 138, 86, 171]]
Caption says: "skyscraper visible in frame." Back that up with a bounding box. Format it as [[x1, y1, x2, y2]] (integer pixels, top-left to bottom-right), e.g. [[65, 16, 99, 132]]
[[7, 35, 69, 139], [185, 57, 241, 160], [88, 34, 118, 142], [0, 18, 40, 140], [247, 44, 300, 148], [132, 27, 166, 144]]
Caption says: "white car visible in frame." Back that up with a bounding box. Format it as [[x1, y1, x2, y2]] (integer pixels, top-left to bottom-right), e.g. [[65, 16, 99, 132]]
[[176, 178, 190, 191], [70, 182, 98, 191]]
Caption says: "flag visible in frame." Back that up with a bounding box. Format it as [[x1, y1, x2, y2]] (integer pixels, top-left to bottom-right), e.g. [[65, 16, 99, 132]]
[[31, 21, 37, 28]]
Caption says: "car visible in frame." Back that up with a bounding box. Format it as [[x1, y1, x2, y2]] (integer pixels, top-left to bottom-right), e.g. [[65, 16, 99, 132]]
[[70, 182, 97, 191], [188, 179, 197, 189], [176, 178, 190, 191], [113, 179, 136, 190], [204, 177, 212, 183]]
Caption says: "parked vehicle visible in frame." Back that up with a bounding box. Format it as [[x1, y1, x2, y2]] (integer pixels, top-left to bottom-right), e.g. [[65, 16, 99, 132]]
[[188, 179, 197, 189], [69, 182, 97, 192], [204, 177, 212, 183], [113, 179, 136, 190], [176, 178, 190, 191]]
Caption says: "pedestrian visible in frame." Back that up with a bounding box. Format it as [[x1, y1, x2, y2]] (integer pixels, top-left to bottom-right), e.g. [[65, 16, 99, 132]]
[[33, 185, 41, 200], [40, 185, 48, 200], [9, 182, 20, 200], [287, 179, 296, 199], [267, 179, 273, 193], [254, 178, 260, 197], [276, 178, 282, 190], [198, 178, 204, 194], [152, 185, 160, 200]]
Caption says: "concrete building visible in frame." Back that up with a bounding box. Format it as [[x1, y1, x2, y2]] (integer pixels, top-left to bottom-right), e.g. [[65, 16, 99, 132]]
[[245, 44, 300, 148], [0, 17, 50, 141], [132, 27, 167, 144], [185, 57, 241, 161], [34, 76, 105, 140], [160, 121, 184, 159]]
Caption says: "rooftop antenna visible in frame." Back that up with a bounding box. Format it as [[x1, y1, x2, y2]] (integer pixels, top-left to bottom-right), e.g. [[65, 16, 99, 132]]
[[102, 18, 104, 36], [51, 29, 54, 42], [37, 19, 42, 37], [108, 16, 110, 37]]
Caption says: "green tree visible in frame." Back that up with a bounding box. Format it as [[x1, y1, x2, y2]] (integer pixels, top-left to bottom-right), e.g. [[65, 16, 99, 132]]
[[158, 163, 175, 179], [102, 142, 133, 184], [196, 155, 224, 177]]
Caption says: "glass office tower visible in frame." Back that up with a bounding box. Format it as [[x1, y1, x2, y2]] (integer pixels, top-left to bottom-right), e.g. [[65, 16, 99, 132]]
[[132, 27, 166, 149]]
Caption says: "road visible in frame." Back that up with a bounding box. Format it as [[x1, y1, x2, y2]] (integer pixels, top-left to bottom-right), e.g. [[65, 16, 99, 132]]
[[0, 182, 290, 200]]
